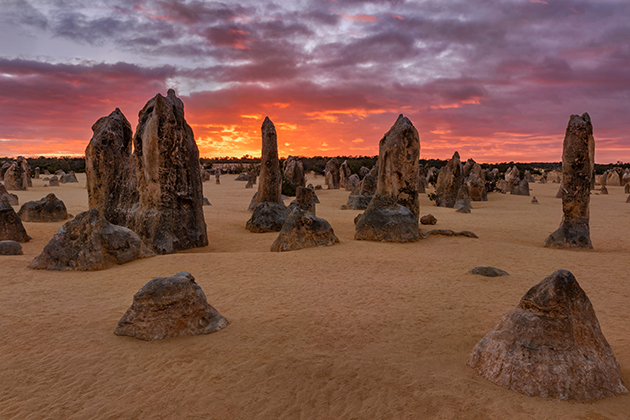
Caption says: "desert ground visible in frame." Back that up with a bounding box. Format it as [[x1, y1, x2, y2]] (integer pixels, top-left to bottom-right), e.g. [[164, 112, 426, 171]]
[[2, 173, 630, 419]]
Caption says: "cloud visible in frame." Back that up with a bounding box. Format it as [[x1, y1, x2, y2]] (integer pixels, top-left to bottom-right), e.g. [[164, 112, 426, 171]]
[[0, 0, 629, 162]]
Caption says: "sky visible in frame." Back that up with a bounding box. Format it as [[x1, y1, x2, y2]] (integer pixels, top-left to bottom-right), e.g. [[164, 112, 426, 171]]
[[0, 0, 628, 163]]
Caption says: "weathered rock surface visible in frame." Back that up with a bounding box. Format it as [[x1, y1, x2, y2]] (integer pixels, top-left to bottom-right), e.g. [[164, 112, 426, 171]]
[[600, 185, 608, 195], [129, 90, 208, 254], [271, 208, 339, 252], [283, 156, 305, 195], [465, 172, 487, 202], [247, 202, 290, 233], [325, 158, 340, 189], [202, 197, 211, 206], [0, 197, 30, 242], [531, 196, 539, 204], [114, 271, 227, 341], [247, 117, 288, 232], [355, 193, 420, 242], [345, 172, 377, 210], [375, 114, 420, 219], [436, 152, 464, 207], [0, 240, 23, 255], [455, 185, 473, 213], [420, 214, 437, 225], [28, 208, 153, 271], [49, 176, 60, 186], [288, 186, 316, 214], [510, 178, 530, 196], [625, 184, 630, 194], [543, 113, 594, 249], [467, 269, 627, 401], [235, 173, 248, 181], [468, 266, 509, 277], [496, 179, 509, 193], [3, 161, 27, 191], [17, 193, 68, 222], [346, 174, 360, 192], [0, 183, 19, 205], [85, 108, 138, 226], [606, 171, 620, 186], [60, 172, 79, 183]]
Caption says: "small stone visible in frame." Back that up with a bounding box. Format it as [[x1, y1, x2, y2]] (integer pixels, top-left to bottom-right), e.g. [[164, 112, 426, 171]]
[[531, 196, 539, 204], [420, 214, 437, 225], [468, 266, 509, 277], [114, 271, 227, 341], [0, 240, 23, 255], [600, 185, 608, 195], [202, 197, 211, 206]]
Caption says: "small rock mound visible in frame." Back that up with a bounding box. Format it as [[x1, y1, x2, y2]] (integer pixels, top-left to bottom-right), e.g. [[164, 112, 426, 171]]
[[355, 193, 420, 242], [114, 271, 227, 341], [0, 196, 30, 243], [600, 185, 609, 195], [531, 196, 539, 204], [0, 183, 19, 205], [0, 240, 23, 255], [246, 202, 290, 233], [28, 208, 154, 271], [467, 269, 627, 401], [17, 193, 68, 222], [468, 266, 508, 277], [420, 214, 437, 225], [271, 208, 339, 252]]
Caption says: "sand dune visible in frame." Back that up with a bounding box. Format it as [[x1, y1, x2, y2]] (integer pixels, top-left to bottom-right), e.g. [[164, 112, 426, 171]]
[[2, 173, 630, 419]]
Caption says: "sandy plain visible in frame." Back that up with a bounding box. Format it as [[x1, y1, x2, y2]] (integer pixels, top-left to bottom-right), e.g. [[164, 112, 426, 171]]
[[1, 172, 630, 420]]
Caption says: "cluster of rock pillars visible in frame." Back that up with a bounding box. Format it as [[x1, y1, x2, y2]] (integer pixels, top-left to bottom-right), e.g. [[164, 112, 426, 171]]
[[1, 88, 625, 401]]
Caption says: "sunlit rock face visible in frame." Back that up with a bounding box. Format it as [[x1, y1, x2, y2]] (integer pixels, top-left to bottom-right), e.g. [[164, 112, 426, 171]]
[[325, 158, 340, 190], [543, 113, 594, 249]]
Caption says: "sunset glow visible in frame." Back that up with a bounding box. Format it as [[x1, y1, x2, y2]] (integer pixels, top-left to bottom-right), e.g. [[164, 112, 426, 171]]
[[0, 0, 628, 163]]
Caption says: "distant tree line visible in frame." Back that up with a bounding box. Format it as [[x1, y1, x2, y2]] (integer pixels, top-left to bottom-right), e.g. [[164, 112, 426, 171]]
[[0, 156, 625, 177]]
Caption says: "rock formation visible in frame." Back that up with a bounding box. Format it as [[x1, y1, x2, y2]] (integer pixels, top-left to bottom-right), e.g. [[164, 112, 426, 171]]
[[467, 269, 627, 401], [0, 240, 23, 255], [345, 171, 377, 210], [0, 183, 19, 205], [325, 158, 340, 189], [0, 196, 30, 242], [606, 170, 620, 186], [359, 166, 370, 179], [455, 185, 473, 213], [114, 271, 227, 341], [245, 173, 256, 188], [510, 178, 530, 196], [59, 172, 78, 183], [271, 194, 339, 253], [374, 115, 420, 219], [531, 196, 539, 204], [34, 167, 40, 179], [215, 171, 220, 184], [128, 90, 208, 254], [3, 161, 27, 191], [339, 160, 351, 189], [622, 169, 630, 186], [355, 193, 420, 242], [354, 115, 421, 242], [524, 170, 536, 182], [496, 179, 509, 193], [49, 176, 60, 186], [543, 113, 594, 249], [86, 91, 208, 254], [17, 193, 68, 222], [288, 186, 316, 214], [345, 174, 360, 192], [247, 117, 289, 232], [85, 108, 137, 226], [625, 184, 630, 194], [282, 156, 305, 195], [465, 164, 487, 201], [28, 208, 154, 271], [436, 152, 464, 207], [600, 185, 609, 195]]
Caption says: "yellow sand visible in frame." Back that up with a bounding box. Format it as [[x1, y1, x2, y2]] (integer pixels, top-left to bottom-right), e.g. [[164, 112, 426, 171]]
[[2, 173, 630, 419]]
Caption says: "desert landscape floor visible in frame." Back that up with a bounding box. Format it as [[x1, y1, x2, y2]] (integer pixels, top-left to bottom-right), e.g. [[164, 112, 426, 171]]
[[2, 173, 630, 419]]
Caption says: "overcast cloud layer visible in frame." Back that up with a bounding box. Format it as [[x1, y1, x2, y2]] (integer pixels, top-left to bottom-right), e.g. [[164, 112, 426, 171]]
[[0, 0, 628, 162]]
